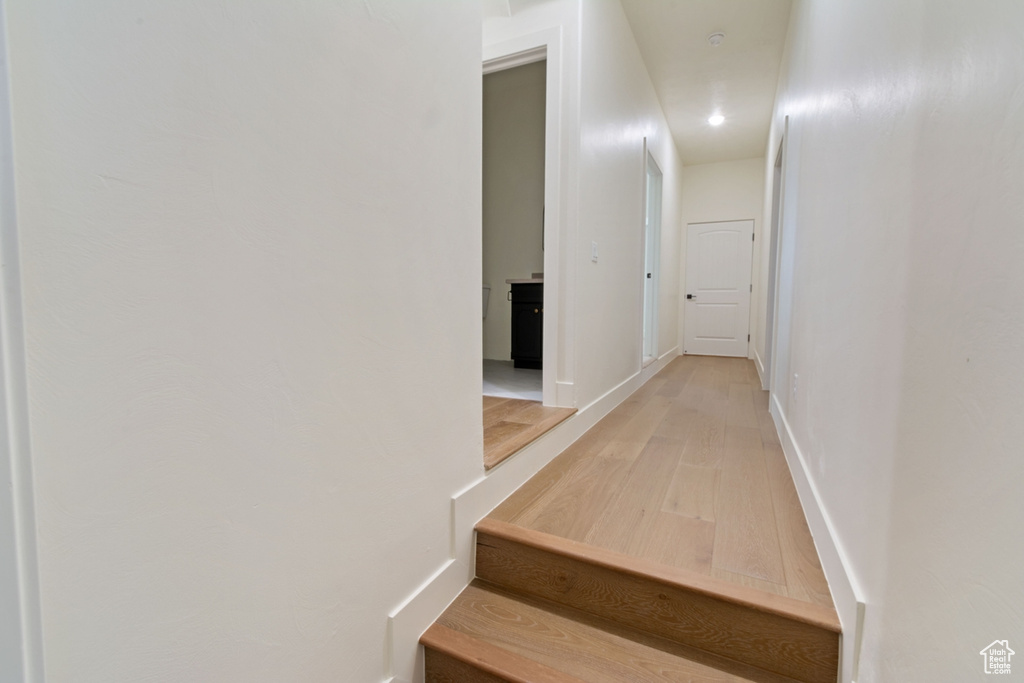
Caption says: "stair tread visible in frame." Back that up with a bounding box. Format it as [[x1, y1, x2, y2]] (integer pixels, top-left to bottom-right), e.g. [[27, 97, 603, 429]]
[[429, 580, 800, 683], [473, 518, 840, 683]]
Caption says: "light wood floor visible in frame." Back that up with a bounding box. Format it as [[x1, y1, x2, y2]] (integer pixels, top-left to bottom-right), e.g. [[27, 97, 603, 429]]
[[490, 355, 833, 608], [483, 396, 576, 470], [429, 581, 796, 682]]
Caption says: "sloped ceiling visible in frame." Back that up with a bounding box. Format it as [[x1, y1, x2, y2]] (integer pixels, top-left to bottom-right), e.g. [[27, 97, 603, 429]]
[[619, 0, 792, 166]]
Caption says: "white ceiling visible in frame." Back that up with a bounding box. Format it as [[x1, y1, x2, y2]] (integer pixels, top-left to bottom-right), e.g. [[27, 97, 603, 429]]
[[619, 0, 792, 166]]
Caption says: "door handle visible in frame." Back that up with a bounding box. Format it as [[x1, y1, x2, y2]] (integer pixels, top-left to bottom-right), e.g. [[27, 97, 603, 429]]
[[686, 294, 696, 300]]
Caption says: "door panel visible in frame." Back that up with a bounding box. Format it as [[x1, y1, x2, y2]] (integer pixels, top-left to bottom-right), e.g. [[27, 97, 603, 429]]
[[684, 220, 754, 357]]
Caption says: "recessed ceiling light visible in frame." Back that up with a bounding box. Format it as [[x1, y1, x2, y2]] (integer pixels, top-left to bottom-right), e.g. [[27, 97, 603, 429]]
[[707, 32, 725, 47], [708, 114, 725, 126]]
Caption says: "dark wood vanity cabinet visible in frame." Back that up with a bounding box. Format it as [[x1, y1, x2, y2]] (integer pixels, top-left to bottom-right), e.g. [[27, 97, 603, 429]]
[[510, 283, 543, 369]]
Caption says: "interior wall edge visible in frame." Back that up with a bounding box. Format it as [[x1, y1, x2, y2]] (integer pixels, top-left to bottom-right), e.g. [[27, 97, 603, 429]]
[[0, 0, 43, 677], [771, 393, 865, 683], [385, 350, 677, 683]]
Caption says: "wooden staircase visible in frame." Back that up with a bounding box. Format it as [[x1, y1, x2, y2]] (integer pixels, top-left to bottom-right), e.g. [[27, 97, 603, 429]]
[[422, 357, 841, 682]]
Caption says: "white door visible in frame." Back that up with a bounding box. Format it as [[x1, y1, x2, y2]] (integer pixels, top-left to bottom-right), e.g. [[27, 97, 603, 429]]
[[683, 220, 754, 357]]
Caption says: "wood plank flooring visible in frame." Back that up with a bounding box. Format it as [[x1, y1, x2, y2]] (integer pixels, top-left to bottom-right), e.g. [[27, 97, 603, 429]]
[[490, 355, 833, 609], [483, 396, 576, 470], [428, 581, 801, 683], [426, 356, 839, 682], [473, 518, 839, 682]]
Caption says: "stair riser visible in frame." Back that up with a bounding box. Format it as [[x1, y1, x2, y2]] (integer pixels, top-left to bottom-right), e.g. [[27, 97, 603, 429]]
[[422, 622, 586, 683], [476, 529, 839, 683], [424, 648, 513, 683]]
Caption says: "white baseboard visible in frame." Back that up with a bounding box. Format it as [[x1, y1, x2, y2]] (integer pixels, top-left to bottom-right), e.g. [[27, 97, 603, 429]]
[[384, 354, 677, 683], [555, 381, 574, 407], [770, 395, 865, 683], [752, 347, 767, 389], [657, 345, 680, 365]]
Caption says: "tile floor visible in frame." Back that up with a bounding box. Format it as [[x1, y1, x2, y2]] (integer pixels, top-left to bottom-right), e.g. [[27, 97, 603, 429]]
[[482, 359, 542, 401]]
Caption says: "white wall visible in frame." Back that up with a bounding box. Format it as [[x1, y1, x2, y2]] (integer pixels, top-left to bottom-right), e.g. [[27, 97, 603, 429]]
[[677, 158, 765, 356], [679, 158, 765, 228], [482, 61, 546, 361], [574, 0, 683, 407], [5, 2, 482, 681], [759, 1, 1024, 680]]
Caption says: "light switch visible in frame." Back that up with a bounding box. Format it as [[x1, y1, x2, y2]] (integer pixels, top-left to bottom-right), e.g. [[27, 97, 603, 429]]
[[591, 241, 599, 262]]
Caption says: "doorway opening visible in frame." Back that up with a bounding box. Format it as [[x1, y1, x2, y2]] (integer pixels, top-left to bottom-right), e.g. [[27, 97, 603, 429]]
[[642, 146, 663, 366], [479, 31, 572, 468], [481, 57, 546, 402], [481, 27, 570, 410]]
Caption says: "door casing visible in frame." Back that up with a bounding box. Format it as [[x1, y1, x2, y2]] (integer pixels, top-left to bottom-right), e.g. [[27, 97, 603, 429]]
[[642, 144, 663, 364], [484, 28, 572, 407]]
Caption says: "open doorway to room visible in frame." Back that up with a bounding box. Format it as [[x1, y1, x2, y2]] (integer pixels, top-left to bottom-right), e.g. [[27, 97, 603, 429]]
[[479, 33, 575, 470], [642, 145, 663, 367], [481, 57, 546, 403]]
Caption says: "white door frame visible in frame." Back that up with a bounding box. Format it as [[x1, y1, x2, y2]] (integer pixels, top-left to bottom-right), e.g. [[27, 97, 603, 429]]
[[0, 2, 44, 677], [762, 131, 785, 389], [641, 141, 662, 366], [484, 28, 573, 407]]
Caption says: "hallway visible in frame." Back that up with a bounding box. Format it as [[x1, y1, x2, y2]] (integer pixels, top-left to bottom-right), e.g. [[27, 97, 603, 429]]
[[5, 2, 1021, 680]]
